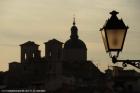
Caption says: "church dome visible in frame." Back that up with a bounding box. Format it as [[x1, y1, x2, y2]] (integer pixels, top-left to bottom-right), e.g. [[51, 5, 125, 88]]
[[63, 18, 87, 61], [64, 39, 87, 50], [64, 17, 87, 50]]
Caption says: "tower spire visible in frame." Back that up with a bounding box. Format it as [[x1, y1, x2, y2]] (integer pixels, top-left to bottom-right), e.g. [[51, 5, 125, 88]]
[[70, 16, 78, 39], [73, 15, 76, 26]]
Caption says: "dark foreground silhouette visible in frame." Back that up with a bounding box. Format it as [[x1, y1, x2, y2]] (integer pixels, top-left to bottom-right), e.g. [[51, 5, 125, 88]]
[[0, 19, 140, 93]]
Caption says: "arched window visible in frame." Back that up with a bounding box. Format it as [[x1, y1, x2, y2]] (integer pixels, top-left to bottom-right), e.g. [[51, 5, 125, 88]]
[[49, 52, 52, 57], [25, 53, 27, 61], [33, 53, 35, 58]]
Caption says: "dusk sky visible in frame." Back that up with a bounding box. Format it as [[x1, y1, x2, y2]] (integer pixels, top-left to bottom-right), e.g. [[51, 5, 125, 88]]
[[0, 0, 140, 72]]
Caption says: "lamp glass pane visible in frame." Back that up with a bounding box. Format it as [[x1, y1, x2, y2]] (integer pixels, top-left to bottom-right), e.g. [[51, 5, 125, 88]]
[[101, 30, 108, 52], [106, 29, 126, 50]]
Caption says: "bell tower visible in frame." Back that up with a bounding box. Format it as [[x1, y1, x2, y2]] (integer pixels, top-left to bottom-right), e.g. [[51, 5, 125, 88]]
[[44, 39, 63, 61], [20, 41, 41, 63]]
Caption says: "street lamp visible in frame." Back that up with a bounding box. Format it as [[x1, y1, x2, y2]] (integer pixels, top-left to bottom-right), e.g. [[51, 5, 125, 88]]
[[100, 10, 140, 69]]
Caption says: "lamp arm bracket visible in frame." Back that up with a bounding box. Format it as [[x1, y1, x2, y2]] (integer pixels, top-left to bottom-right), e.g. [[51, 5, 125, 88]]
[[112, 56, 140, 69]]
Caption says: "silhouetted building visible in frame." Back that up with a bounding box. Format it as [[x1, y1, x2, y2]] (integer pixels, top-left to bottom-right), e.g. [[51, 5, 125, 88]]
[[105, 66, 140, 93], [63, 18, 87, 62], [2, 19, 111, 93], [44, 39, 63, 91], [20, 41, 41, 63], [45, 39, 63, 61]]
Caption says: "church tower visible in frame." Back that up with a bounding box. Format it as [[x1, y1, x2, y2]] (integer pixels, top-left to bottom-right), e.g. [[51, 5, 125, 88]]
[[63, 18, 87, 62], [44, 39, 63, 61], [44, 39, 63, 90], [20, 41, 41, 63]]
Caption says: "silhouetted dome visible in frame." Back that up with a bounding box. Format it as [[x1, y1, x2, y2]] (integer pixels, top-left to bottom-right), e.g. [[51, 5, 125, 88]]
[[64, 39, 87, 49]]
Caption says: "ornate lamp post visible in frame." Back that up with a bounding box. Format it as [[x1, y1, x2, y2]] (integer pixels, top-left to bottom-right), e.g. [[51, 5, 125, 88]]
[[100, 10, 140, 69]]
